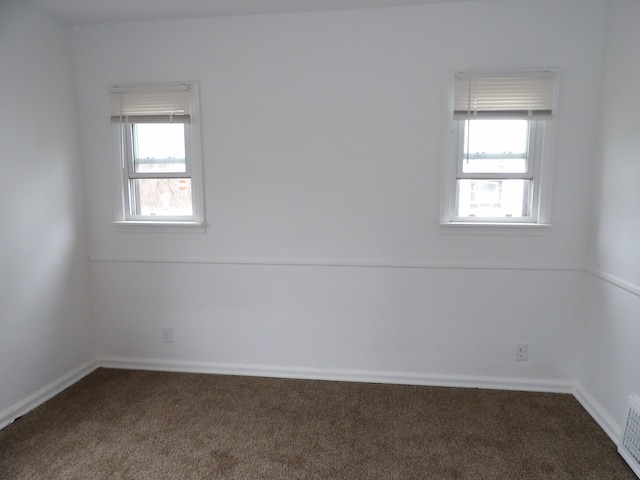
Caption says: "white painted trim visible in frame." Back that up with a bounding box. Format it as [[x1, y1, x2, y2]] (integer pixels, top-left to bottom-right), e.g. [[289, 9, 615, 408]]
[[439, 223, 552, 237], [89, 255, 583, 273], [573, 382, 621, 445], [2, 357, 618, 451], [0, 360, 99, 431], [113, 221, 206, 234], [98, 356, 574, 393], [586, 267, 640, 298]]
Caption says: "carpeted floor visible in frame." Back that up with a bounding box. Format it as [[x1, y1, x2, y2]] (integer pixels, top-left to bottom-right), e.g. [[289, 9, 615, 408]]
[[0, 368, 636, 479]]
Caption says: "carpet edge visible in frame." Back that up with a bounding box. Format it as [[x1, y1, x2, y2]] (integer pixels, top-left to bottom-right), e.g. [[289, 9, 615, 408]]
[[97, 356, 574, 393], [573, 382, 622, 445], [0, 360, 99, 431]]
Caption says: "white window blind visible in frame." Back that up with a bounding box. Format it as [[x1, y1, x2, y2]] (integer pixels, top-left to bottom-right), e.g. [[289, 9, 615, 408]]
[[453, 72, 556, 120], [110, 84, 192, 124]]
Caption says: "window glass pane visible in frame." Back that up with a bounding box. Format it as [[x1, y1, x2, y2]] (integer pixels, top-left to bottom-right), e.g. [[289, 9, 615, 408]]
[[462, 119, 528, 173], [133, 124, 186, 173], [133, 178, 192, 216], [457, 179, 530, 218]]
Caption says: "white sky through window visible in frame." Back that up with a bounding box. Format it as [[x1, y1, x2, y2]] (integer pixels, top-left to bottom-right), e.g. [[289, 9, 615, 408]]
[[135, 124, 185, 160], [465, 119, 528, 154]]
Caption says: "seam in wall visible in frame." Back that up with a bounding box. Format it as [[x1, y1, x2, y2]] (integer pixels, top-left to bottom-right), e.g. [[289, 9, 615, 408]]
[[88, 255, 583, 273], [89, 257, 640, 297]]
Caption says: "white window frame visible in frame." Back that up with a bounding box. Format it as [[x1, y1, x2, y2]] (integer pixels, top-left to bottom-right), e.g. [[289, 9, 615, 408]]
[[110, 82, 205, 230], [440, 70, 557, 230]]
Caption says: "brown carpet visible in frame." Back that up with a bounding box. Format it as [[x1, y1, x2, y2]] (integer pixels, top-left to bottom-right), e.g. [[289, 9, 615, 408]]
[[0, 368, 635, 479]]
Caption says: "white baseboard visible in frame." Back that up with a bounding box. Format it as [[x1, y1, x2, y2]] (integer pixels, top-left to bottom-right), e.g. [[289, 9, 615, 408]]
[[98, 356, 574, 393], [2, 357, 618, 450], [0, 360, 99, 431], [573, 382, 621, 444]]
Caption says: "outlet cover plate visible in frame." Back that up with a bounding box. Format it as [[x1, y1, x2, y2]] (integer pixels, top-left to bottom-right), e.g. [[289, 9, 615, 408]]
[[162, 327, 173, 343], [516, 342, 528, 361]]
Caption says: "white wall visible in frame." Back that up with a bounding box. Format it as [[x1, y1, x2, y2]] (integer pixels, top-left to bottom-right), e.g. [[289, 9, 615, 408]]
[[73, 0, 606, 387], [577, 0, 640, 441], [0, 1, 94, 426], [1, 0, 637, 451]]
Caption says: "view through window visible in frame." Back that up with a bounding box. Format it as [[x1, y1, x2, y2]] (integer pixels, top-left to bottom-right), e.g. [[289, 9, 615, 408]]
[[457, 119, 530, 218], [131, 123, 192, 216]]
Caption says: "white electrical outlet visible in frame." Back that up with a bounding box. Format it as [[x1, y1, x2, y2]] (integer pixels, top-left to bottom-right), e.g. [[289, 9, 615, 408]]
[[516, 342, 528, 361], [162, 326, 173, 343]]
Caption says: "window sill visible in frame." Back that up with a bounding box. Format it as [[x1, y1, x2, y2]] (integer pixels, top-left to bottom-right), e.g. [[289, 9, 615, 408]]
[[439, 222, 551, 236], [113, 220, 206, 234]]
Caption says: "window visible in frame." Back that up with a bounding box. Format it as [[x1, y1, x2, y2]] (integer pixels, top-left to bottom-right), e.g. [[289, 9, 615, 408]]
[[110, 82, 204, 225], [441, 71, 557, 225]]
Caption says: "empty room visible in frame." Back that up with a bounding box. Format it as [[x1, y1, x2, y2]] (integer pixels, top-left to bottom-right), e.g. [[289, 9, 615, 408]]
[[1, 0, 639, 478]]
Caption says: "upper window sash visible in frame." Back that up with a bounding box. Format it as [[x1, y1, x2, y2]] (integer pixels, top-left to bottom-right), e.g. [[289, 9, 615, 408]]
[[123, 123, 193, 179], [454, 120, 541, 180]]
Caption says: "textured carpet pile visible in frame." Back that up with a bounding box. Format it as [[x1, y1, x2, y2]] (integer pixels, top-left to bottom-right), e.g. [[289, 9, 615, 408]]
[[0, 368, 635, 479]]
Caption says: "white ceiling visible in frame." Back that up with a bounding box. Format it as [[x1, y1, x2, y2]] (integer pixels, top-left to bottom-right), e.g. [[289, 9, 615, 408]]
[[28, 0, 470, 25]]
